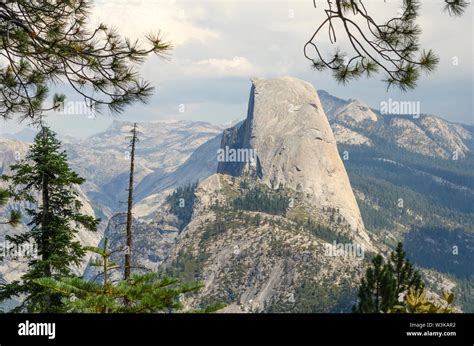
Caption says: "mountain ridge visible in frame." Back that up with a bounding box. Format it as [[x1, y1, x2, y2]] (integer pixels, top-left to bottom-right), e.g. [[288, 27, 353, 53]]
[[1, 78, 473, 312]]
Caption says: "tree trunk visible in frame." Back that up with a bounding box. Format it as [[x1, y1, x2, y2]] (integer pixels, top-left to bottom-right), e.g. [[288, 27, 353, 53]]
[[124, 123, 137, 280], [40, 127, 51, 277], [40, 127, 59, 311]]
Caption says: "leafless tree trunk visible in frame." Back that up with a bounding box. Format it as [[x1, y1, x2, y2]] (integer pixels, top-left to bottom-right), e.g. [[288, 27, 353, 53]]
[[124, 123, 138, 280]]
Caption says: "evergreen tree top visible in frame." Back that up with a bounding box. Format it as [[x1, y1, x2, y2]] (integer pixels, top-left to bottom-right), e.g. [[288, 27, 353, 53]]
[[0, 126, 99, 312]]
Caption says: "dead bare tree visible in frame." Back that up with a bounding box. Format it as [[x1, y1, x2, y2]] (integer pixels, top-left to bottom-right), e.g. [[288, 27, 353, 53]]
[[124, 123, 139, 281]]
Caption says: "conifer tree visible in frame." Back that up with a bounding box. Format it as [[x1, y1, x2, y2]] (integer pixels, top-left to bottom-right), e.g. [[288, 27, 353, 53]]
[[353, 254, 396, 313], [305, 0, 467, 91], [166, 182, 199, 230], [0, 126, 99, 312], [353, 242, 424, 313], [389, 242, 424, 295], [0, 189, 21, 226], [0, 0, 171, 121], [35, 239, 217, 313]]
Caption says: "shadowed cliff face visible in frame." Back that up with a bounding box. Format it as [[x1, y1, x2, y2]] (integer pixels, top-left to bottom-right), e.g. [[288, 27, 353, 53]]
[[217, 77, 372, 249]]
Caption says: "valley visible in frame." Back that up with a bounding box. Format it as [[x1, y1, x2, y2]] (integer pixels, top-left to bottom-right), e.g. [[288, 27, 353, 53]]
[[1, 77, 473, 312]]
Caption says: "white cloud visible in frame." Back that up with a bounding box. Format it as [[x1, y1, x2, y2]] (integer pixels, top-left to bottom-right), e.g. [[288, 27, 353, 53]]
[[187, 56, 258, 78], [1, 0, 472, 136], [91, 0, 219, 47]]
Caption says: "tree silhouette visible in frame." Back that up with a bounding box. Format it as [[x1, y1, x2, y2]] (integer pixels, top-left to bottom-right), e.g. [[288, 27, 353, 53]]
[[304, 0, 467, 91]]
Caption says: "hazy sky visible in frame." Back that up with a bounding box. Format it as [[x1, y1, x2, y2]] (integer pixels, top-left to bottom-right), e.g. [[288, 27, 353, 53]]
[[1, 0, 473, 137]]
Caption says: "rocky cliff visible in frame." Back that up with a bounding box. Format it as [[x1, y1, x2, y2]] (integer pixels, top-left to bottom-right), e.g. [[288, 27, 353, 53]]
[[156, 78, 381, 311], [164, 174, 367, 312], [217, 77, 372, 249], [318, 91, 472, 159]]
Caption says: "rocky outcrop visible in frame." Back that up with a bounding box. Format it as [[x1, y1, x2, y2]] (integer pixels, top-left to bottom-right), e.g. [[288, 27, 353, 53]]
[[317, 92, 472, 160], [419, 116, 470, 159], [83, 214, 178, 282], [0, 139, 30, 176], [334, 99, 378, 124], [164, 174, 367, 312], [389, 116, 471, 159], [217, 77, 371, 248], [331, 124, 373, 147]]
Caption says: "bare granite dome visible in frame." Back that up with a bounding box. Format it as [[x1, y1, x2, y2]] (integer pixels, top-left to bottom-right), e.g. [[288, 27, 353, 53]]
[[218, 76, 372, 248]]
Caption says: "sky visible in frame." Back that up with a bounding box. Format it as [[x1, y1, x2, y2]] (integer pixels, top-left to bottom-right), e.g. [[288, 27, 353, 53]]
[[1, 0, 473, 137]]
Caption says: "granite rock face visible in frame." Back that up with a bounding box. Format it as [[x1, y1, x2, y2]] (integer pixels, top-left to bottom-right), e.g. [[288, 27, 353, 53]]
[[217, 77, 371, 248], [164, 174, 368, 312]]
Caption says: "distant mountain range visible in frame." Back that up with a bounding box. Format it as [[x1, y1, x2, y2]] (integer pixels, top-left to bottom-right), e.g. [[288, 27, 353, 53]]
[[1, 77, 473, 312], [0, 128, 37, 143]]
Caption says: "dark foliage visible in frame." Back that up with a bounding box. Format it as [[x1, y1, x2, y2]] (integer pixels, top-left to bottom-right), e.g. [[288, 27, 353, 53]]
[[166, 182, 198, 231]]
